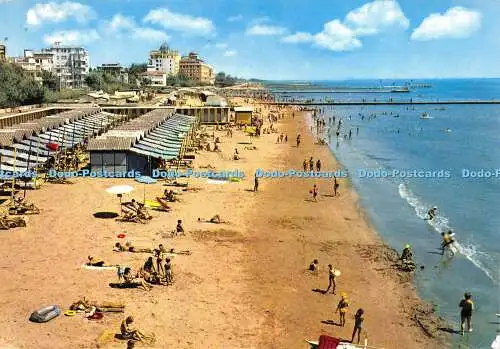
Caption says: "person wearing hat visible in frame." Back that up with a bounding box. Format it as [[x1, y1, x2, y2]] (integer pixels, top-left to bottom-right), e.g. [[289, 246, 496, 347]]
[[401, 244, 413, 263], [459, 292, 474, 335], [336, 292, 349, 327], [427, 206, 438, 220]]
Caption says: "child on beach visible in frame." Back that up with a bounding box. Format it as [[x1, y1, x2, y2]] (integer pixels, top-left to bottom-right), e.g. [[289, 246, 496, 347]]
[[309, 259, 319, 273], [310, 184, 318, 202], [336, 293, 349, 327], [351, 308, 364, 343]]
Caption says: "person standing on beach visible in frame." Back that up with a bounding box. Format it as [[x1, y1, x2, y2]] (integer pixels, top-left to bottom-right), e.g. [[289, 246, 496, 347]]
[[284, 134, 288, 142], [309, 157, 314, 172], [254, 173, 259, 192], [316, 159, 321, 172], [459, 293, 474, 335], [303, 159, 307, 171], [351, 309, 364, 343], [311, 184, 318, 202], [336, 292, 349, 327], [296, 134, 301, 147], [334, 176, 339, 196], [324, 264, 336, 294]]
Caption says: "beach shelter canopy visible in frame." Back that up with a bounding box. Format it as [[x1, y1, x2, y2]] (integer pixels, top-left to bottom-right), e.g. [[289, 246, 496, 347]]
[[106, 185, 134, 194]]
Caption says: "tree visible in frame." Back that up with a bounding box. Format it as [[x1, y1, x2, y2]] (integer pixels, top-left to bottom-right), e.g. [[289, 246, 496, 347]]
[[84, 71, 104, 91], [41, 71, 59, 91], [0, 61, 45, 108]]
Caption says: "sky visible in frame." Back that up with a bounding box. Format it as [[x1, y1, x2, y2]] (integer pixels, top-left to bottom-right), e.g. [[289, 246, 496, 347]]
[[1, 0, 500, 80]]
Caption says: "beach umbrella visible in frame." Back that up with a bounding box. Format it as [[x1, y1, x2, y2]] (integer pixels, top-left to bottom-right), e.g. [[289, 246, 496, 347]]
[[106, 185, 134, 207], [135, 176, 157, 203]]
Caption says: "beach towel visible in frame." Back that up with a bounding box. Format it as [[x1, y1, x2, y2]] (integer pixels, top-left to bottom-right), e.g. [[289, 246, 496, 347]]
[[83, 264, 117, 271], [318, 335, 340, 349], [109, 282, 139, 289]]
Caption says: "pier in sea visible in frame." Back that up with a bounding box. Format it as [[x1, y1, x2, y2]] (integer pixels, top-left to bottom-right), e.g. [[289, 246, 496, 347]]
[[264, 99, 500, 105]]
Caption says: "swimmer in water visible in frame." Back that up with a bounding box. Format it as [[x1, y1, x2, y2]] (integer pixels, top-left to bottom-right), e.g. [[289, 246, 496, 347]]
[[427, 206, 437, 220]]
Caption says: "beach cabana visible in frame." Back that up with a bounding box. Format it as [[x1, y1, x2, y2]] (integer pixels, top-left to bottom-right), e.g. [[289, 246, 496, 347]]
[[234, 106, 254, 125], [87, 110, 197, 176], [0, 109, 120, 172]]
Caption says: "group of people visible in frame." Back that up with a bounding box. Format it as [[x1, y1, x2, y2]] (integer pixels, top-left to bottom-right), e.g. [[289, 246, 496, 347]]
[[121, 199, 152, 221], [276, 133, 288, 143], [303, 157, 321, 172], [308, 260, 365, 344], [426, 206, 457, 255]]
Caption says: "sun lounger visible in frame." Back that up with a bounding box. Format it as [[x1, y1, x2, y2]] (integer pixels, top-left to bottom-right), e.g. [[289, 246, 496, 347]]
[[155, 197, 172, 211]]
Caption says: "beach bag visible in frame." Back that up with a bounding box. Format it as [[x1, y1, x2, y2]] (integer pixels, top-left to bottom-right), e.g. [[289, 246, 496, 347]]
[[29, 305, 61, 323]]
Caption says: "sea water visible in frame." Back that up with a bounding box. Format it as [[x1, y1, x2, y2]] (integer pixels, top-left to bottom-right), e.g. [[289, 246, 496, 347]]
[[271, 79, 500, 349]]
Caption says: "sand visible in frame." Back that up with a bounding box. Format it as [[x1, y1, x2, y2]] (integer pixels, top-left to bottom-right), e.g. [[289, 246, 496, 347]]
[[0, 101, 448, 349]]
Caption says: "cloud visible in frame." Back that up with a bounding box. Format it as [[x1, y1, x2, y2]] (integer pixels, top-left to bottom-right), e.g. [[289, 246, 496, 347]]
[[43, 29, 99, 45], [144, 8, 214, 35], [282, 32, 314, 43], [283, 21, 361, 51], [344, 0, 409, 36], [227, 14, 243, 22], [215, 43, 228, 49], [313, 20, 362, 51], [107, 13, 135, 32], [132, 27, 169, 42], [26, 1, 95, 26], [246, 24, 286, 36], [0, 0, 15, 3], [411, 7, 481, 41], [223, 50, 237, 57]]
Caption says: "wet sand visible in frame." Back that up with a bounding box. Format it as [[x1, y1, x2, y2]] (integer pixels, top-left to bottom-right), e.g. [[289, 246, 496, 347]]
[[0, 103, 448, 348]]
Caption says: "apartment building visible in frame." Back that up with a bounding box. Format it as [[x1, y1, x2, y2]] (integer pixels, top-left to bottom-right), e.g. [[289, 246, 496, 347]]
[[0, 44, 5, 60], [41, 43, 89, 89], [147, 44, 181, 75], [96, 63, 129, 84], [179, 52, 215, 85]]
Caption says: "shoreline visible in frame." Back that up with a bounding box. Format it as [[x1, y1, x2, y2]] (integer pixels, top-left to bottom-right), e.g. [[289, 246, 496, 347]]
[[275, 106, 450, 348], [0, 100, 449, 349]]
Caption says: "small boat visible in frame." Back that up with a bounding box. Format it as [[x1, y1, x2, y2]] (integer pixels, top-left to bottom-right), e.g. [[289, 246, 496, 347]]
[[420, 112, 432, 119]]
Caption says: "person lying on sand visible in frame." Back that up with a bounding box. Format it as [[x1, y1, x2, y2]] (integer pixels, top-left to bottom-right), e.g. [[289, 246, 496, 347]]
[[120, 316, 153, 341], [197, 215, 227, 224], [163, 189, 178, 202], [87, 256, 106, 267], [114, 242, 153, 253], [123, 267, 153, 291]]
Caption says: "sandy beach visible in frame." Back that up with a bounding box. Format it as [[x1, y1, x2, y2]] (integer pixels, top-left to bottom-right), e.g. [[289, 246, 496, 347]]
[[0, 101, 449, 349]]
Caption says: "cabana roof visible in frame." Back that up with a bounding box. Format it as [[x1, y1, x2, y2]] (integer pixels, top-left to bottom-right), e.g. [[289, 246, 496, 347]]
[[87, 137, 136, 151]]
